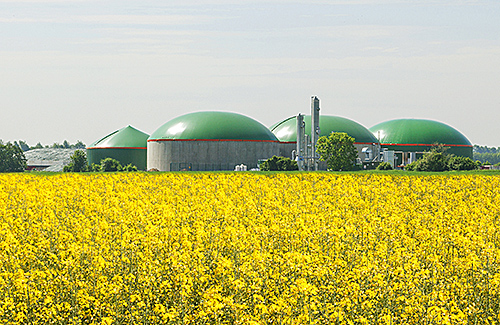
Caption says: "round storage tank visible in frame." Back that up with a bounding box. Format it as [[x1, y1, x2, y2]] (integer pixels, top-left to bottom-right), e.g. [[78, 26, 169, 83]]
[[369, 119, 473, 158], [147, 111, 280, 171], [270, 115, 379, 160], [87, 125, 149, 170]]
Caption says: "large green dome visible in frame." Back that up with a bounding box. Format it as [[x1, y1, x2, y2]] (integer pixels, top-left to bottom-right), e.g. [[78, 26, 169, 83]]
[[369, 119, 472, 157], [149, 111, 278, 142], [270, 115, 378, 144]]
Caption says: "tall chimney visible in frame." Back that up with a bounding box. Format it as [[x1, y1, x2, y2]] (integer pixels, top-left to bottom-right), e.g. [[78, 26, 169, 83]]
[[311, 96, 320, 171]]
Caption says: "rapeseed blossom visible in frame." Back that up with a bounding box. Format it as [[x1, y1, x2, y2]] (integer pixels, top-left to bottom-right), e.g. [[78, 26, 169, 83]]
[[0, 172, 499, 324]]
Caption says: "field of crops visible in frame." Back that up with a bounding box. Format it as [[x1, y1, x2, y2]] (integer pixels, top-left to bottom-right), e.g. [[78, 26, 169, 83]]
[[0, 172, 499, 324]]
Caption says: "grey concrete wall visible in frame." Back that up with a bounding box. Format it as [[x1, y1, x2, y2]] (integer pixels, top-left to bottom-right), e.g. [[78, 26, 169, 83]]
[[148, 140, 280, 171], [279, 142, 296, 159]]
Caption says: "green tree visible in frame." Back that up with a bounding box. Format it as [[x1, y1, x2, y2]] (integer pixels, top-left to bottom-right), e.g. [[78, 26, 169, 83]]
[[0, 142, 27, 172], [63, 150, 88, 172], [16, 140, 30, 152], [73, 141, 86, 149], [260, 156, 298, 171], [31, 142, 44, 149], [316, 132, 358, 171]]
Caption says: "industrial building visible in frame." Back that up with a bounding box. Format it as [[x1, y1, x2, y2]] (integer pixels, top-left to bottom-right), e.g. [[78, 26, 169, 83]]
[[369, 119, 473, 167], [87, 125, 149, 170], [270, 115, 380, 163], [85, 98, 474, 172], [147, 111, 280, 171]]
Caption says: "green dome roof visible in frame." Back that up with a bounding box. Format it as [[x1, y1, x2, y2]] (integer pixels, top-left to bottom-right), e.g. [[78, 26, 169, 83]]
[[149, 111, 278, 141], [270, 115, 378, 144], [369, 119, 472, 146], [88, 125, 149, 149]]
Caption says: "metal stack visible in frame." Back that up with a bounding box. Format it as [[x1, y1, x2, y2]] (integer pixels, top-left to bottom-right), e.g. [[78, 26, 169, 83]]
[[296, 96, 321, 171], [296, 113, 306, 170], [311, 96, 320, 171]]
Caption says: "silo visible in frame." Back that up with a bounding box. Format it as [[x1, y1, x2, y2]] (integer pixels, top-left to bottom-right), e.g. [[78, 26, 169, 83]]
[[87, 125, 149, 170], [369, 119, 473, 162], [270, 115, 379, 162], [147, 111, 280, 171]]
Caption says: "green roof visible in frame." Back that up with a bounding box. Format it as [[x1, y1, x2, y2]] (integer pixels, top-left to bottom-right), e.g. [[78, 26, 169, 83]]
[[88, 125, 149, 149], [149, 111, 278, 141], [270, 115, 378, 144], [369, 119, 472, 146]]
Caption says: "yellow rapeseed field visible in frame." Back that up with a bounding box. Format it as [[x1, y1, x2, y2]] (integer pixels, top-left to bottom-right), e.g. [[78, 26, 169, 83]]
[[0, 172, 499, 324]]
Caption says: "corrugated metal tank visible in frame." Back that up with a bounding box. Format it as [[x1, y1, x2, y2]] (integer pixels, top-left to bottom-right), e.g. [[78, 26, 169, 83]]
[[147, 111, 281, 171], [87, 125, 150, 170], [369, 119, 473, 158], [270, 115, 380, 160]]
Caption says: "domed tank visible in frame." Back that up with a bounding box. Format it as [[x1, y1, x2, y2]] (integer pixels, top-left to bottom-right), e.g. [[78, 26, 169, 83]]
[[147, 111, 280, 171], [270, 115, 379, 161], [87, 125, 149, 170], [369, 119, 473, 158], [149, 111, 278, 141]]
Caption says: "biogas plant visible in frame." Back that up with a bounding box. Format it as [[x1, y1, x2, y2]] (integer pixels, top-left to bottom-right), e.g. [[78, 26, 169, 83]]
[[87, 97, 473, 171]]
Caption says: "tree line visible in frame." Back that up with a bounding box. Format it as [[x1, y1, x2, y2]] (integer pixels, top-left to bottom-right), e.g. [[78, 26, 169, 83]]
[[8, 140, 86, 152], [473, 145, 500, 165]]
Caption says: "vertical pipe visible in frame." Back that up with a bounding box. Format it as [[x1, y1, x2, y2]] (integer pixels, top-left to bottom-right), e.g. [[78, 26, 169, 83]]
[[305, 134, 310, 171], [311, 96, 320, 171], [296, 113, 306, 171]]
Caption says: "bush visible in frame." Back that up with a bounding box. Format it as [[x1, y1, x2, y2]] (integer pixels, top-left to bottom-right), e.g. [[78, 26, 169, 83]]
[[448, 156, 477, 171], [421, 152, 449, 172], [404, 161, 418, 171], [98, 158, 138, 172], [100, 158, 123, 172], [405, 144, 477, 172], [405, 150, 449, 172], [260, 156, 298, 171], [90, 163, 102, 172], [376, 162, 393, 170], [123, 163, 138, 172]]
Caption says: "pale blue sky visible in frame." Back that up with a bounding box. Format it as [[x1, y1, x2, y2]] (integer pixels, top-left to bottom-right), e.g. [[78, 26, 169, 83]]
[[1, 0, 499, 146]]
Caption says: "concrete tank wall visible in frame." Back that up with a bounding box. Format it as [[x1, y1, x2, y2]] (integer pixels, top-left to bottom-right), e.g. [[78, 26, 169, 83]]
[[279, 142, 296, 159], [148, 140, 280, 171]]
